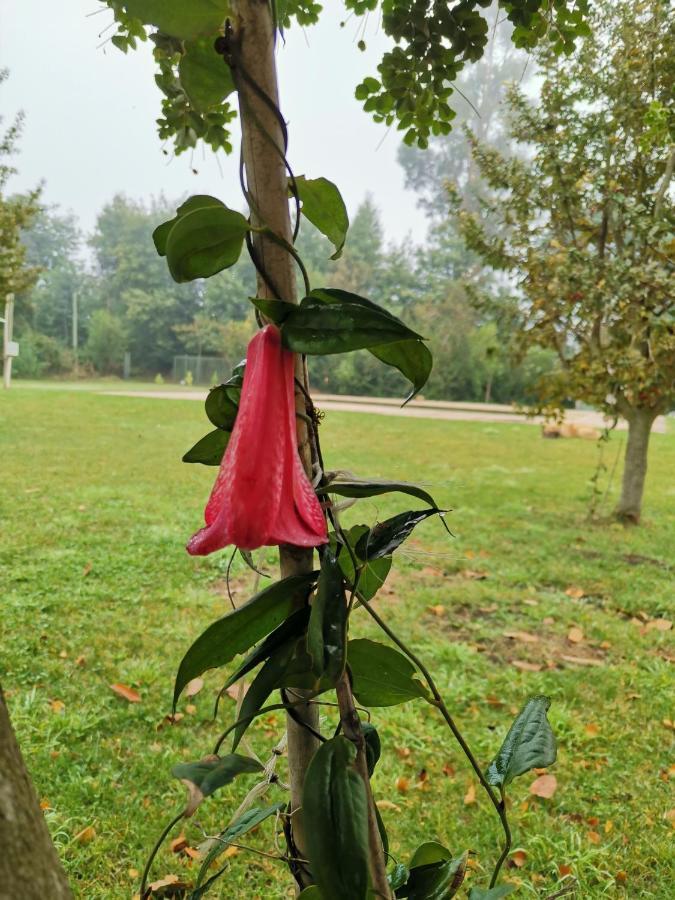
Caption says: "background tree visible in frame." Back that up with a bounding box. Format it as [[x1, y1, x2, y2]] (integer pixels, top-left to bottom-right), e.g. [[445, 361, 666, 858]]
[[456, 0, 674, 522]]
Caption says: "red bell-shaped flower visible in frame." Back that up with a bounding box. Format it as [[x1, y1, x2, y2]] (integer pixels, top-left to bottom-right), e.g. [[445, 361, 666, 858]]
[[187, 324, 328, 555]]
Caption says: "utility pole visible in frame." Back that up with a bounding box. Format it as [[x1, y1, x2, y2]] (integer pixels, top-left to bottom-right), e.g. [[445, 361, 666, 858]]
[[72, 291, 79, 375], [2, 294, 17, 389]]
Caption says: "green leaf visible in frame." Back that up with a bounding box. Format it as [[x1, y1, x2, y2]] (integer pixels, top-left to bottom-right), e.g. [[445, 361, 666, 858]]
[[362, 722, 381, 777], [298, 889, 322, 899], [165, 205, 249, 283], [193, 803, 284, 892], [389, 863, 410, 891], [172, 753, 262, 816], [281, 296, 422, 356], [293, 175, 349, 259], [231, 640, 297, 750], [303, 736, 369, 900], [375, 802, 389, 857], [468, 886, 516, 899], [399, 850, 468, 900], [335, 524, 392, 602], [307, 552, 347, 682], [204, 384, 238, 430], [486, 695, 557, 788], [348, 639, 429, 707], [153, 194, 225, 256], [370, 339, 433, 404], [182, 428, 229, 466], [179, 37, 235, 110], [249, 297, 296, 323], [317, 478, 443, 511], [123, 0, 231, 39], [355, 509, 439, 560], [173, 573, 317, 707]]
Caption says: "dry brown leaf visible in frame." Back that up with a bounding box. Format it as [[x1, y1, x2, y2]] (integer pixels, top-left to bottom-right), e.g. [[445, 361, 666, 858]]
[[463, 782, 476, 805], [376, 800, 401, 812], [39, 799, 50, 810], [110, 683, 141, 703], [157, 713, 184, 731], [510, 849, 527, 868], [75, 655, 86, 667], [661, 718, 674, 731], [486, 695, 504, 707], [427, 604, 446, 617], [185, 704, 197, 715], [529, 773, 557, 799], [128, 868, 139, 879], [511, 660, 543, 672], [565, 586, 585, 599], [503, 630, 539, 644], [558, 864, 572, 877], [185, 677, 204, 698], [82, 562, 93, 577], [148, 874, 179, 891], [394, 746, 411, 759], [560, 654, 604, 667], [442, 762, 456, 778], [567, 627, 584, 644], [604, 820, 613, 833], [646, 618, 672, 632], [588, 830, 601, 844], [59, 650, 68, 659], [615, 871, 628, 884], [170, 835, 188, 854], [396, 776, 410, 793], [585, 723, 600, 737], [462, 569, 488, 580], [224, 684, 244, 701], [50, 699, 65, 714], [587, 816, 600, 826], [74, 826, 96, 844]]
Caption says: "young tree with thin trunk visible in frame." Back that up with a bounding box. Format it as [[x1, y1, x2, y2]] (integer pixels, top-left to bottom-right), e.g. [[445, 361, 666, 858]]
[[455, 0, 674, 523]]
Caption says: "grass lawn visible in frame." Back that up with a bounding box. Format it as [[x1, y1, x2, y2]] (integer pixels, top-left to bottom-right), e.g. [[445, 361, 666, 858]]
[[1, 387, 673, 899]]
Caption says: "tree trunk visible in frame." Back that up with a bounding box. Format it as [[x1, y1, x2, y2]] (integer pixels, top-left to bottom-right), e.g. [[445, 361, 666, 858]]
[[230, 1, 319, 888], [0, 685, 73, 899], [615, 407, 657, 523]]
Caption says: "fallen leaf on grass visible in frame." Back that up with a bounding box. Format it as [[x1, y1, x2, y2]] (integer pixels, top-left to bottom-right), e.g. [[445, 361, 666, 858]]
[[170, 835, 188, 854], [565, 586, 585, 599], [463, 783, 476, 805], [427, 604, 446, 617], [615, 871, 628, 884], [75, 655, 86, 667], [567, 626, 584, 643], [558, 864, 572, 877], [529, 774, 557, 799], [604, 820, 613, 833], [509, 849, 527, 868], [442, 762, 456, 778], [185, 704, 197, 715], [560, 654, 604, 667], [157, 713, 184, 731], [511, 660, 543, 672], [110, 683, 141, 703], [128, 868, 139, 879], [39, 799, 50, 810], [462, 569, 488, 580], [185, 677, 204, 698], [503, 630, 539, 644], [664, 809, 675, 828], [82, 562, 92, 577], [376, 800, 401, 812], [588, 830, 601, 844], [184, 847, 201, 860], [50, 699, 65, 714], [396, 776, 410, 793], [661, 719, 674, 731], [645, 618, 672, 632], [74, 826, 96, 844], [585, 723, 600, 737]]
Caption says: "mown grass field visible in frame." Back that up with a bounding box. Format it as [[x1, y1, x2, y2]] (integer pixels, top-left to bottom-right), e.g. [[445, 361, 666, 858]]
[[1, 386, 673, 899]]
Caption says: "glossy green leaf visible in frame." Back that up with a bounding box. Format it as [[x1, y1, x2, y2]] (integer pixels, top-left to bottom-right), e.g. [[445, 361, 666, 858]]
[[249, 297, 296, 323], [362, 722, 381, 777], [172, 753, 262, 816], [173, 573, 317, 707], [298, 889, 322, 899], [375, 802, 389, 857], [281, 296, 422, 356], [317, 478, 443, 511], [303, 736, 369, 900], [409, 842, 451, 868], [204, 383, 239, 430], [294, 175, 349, 259], [389, 863, 410, 892], [336, 524, 392, 602], [193, 803, 284, 895], [486, 695, 557, 788], [179, 37, 235, 110], [165, 205, 249, 283], [307, 552, 347, 682], [399, 850, 468, 900], [153, 194, 225, 256], [355, 509, 439, 560], [124, 0, 231, 39], [231, 640, 297, 750], [348, 639, 429, 707], [370, 339, 433, 404], [182, 427, 229, 466], [468, 886, 516, 899]]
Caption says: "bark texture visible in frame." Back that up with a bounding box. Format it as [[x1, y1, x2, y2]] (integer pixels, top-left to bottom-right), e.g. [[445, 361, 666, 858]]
[[230, 1, 318, 887], [0, 685, 73, 900], [615, 407, 657, 523]]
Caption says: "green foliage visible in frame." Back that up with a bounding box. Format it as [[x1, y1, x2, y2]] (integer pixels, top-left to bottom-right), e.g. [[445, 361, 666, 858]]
[[173, 573, 317, 706], [163, 204, 249, 283], [302, 736, 370, 900], [294, 176, 349, 259], [348, 639, 429, 707], [172, 753, 262, 816], [182, 428, 230, 465], [11, 330, 72, 378], [486, 696, 557, 788], [355, 509, 440, 560], [397, 844, 468, 899], [307, 552, 348, 681], [84, 309, 127, 375]]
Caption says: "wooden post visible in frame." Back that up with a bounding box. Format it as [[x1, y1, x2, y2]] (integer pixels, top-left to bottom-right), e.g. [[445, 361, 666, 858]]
[[3, 294, 15, 389]]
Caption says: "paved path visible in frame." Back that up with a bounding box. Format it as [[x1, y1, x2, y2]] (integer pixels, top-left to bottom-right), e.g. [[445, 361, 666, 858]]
[[102, 389, 668, 433]]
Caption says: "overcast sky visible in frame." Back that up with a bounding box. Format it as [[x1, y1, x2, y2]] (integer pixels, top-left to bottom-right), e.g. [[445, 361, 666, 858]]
[[1, 0, 430, 245]]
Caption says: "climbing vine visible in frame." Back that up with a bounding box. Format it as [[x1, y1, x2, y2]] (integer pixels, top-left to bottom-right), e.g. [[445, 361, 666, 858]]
[[99, 2, 594, 898]]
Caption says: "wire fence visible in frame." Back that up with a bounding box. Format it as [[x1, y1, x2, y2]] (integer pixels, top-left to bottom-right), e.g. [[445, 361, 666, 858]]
[[172, 355, 229, 386]]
